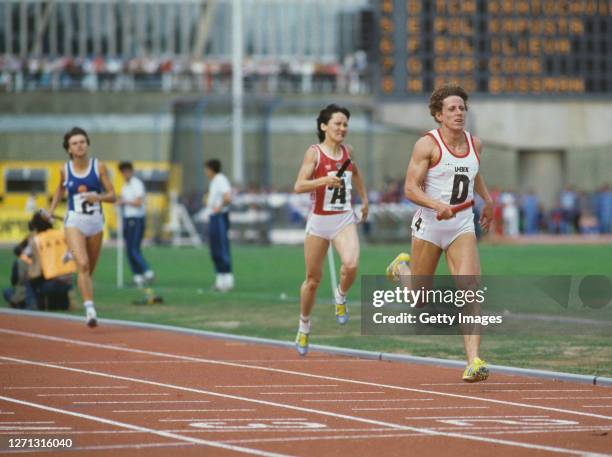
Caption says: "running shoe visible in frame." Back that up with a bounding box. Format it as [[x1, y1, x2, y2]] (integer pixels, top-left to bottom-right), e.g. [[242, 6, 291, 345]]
[[386, 252, 411, 282], [334, 287, 349, 325], [85, 306, 98, 328], [462, 357, 489, 383], [295, 331, 309, 356]]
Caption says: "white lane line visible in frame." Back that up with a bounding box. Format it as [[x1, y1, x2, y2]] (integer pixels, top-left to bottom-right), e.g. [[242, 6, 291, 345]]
[[525, 397, 612, 400], [582, 406, 612, 409], [4, 386, 129, 390], [0, 426, 71, 431], [0, 357, 605, 457], [0, 395, 293, 457], [160, 418, 309, 422], [0, 421, 55, 424], [4, 425, 611, 436], [420, 382, 544, 386], [113, 409, 225, 413], [0, 412, 14, 415], [74, 400, 211, 405], [222, 426, 612, 445], [480, 389, 593, 393], [303, 399, 434, 403], [353, 407, 490, 411], [2, 328, 610, 422], [38, 393, 169, 397], [403, 415, 548, 420], [217, 385, 339, 388], [260, 392, 384, 395]]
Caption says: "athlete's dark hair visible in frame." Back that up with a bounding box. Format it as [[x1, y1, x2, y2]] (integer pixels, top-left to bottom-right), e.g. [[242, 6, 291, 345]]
[[205, 159, 221, 174], [316, 104, 350, 142], [429, 83, 469, 123], [118, 161, 133, 172], [63, 127, 91, 152]]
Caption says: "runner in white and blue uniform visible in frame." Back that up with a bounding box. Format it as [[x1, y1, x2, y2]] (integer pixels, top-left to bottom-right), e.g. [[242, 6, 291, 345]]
[[48, 127, 116, 328]]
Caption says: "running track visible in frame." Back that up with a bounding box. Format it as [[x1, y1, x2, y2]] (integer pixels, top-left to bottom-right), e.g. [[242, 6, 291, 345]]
[[0, 313, 610, 457]]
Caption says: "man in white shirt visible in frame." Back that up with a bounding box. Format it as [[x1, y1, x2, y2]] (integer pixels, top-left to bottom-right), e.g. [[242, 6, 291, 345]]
[[118, 162, 154, 287], [204, 159, 234, 291]]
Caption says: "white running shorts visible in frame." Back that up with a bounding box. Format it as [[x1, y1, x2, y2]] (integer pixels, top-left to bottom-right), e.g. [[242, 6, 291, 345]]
[[305, 210, 359, 241], [411, 209, 475, 250], [64, 211, 104, 237]]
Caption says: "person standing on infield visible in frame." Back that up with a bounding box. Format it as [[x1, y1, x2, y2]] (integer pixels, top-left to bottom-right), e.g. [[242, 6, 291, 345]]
[[386, 84, 494, 382], [204, 159, 234, 292], [293, 104, 369, 356], [48, 127, 116, 327], [117, 161, 155, 287]]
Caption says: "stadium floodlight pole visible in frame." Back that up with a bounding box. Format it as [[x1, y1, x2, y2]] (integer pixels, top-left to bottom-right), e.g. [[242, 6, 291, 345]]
[[232, 0, 245, 186]]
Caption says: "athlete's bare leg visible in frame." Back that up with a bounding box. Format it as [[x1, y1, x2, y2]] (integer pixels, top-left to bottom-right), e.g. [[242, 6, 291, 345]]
[[300, 234, 330, 318], [395, 237, 443, 304], [445, 232, 481, 364], [332, 223, 359, 295], [86, 231, 104, 275], [65, 227, 94, 303]]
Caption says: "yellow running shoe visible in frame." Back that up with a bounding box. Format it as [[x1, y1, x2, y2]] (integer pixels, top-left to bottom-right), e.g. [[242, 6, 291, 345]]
[[335, 303, 349, 325], [386, 252, 411, 282], [295, 331, 310, 356], [462, 357, 489, 383]]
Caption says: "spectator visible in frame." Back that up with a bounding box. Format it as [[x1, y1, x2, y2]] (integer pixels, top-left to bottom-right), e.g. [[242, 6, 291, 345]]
[[521, 189, 540, 235], [3, 240, 36, 309], [117, 162, 155, 288]]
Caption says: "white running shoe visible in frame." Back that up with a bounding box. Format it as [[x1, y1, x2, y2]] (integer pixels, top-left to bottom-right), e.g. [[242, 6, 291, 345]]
[[85, 306, 98, 328]]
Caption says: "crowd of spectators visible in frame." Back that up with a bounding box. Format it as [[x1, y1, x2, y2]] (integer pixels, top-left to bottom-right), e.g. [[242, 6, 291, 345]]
[[374, 178, 612, 237], [0, 52, 370, 94]]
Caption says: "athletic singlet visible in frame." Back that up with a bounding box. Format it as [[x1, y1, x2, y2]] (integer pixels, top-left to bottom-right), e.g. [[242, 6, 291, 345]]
[[63, 158, 103, 215], [310, 144, 353, 215], [419, 128, 480, 218]]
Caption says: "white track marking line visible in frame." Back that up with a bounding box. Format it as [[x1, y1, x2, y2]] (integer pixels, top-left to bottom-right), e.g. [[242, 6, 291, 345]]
[[161, 418, 309, 422], [420, 382, 544, 386], [38, 393, 169, 397], [353, 406, 490, 411], [112, 409, 227, 413], [74, 400, 211, 405], [0, 395, 293, 457], [479, 389, 593, 393], [403, 415, 549, 420], [259, 392, 384, 395], [1, 328, 610, 422], [221, 427, 612, 445], [525, 397, 612, 400], [4, 386, 128, 390], [217, 385, 339, 388], [582, 405, 612, 408], [303, 399, 434, 402], [0, 421, 55, 424], [0, 426, 71, 431], [0, 412, 14, 415], [0, 357, 606, 457]]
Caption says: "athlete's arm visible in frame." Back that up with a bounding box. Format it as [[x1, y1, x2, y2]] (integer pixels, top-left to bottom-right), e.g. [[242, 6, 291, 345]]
[[48, 167, 66, 219], [85, 161, 116, 204], [404, 136, 454, 220], [347, 147, 369, 222], [294, 146, 341, 194], [472, 136, 494, 232]]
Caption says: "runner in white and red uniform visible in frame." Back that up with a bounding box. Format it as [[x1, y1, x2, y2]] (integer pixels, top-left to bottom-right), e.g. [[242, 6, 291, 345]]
[[293, 104, 369, 356], [386, 84, 495, 383]]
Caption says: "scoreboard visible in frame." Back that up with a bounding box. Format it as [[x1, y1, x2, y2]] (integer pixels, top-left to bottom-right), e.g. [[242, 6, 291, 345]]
[[376, 0, 612, 96]]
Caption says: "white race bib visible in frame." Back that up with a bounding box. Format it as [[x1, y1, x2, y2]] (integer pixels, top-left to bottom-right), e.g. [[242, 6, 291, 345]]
[[322, 171, 352, 212], [73, 193, 101, 215]]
